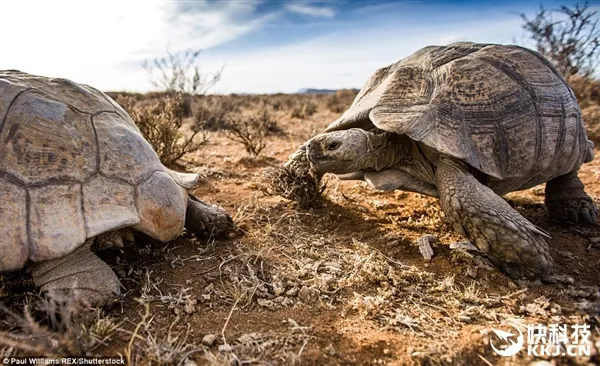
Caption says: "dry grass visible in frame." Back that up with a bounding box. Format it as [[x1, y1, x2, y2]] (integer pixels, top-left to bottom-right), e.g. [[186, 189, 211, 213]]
[[263, 166, 324, 208], [0, 295, 120, 357]]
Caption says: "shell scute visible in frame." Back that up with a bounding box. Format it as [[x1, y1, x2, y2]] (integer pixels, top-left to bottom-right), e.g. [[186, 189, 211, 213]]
[[328, 42, 593, 181], [0, 177, 28, 272], [83, 175, 139, 238], [94, 112, 163, 185], [28, 183, 86, 262], [0, 92, 97, 184]]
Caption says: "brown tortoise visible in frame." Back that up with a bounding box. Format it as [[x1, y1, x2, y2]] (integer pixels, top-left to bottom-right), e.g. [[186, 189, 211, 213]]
[[0, 70, 233, 305], [286, 42, 597, 281]]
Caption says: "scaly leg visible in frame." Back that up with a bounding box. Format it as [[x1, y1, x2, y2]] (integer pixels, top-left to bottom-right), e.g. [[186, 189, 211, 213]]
[[185, 195, 234, 239], [436, 158, 554, 280], [30, 239, 120, 306]]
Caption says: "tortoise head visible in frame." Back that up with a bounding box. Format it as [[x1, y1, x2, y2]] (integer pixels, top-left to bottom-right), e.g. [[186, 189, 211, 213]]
[[307, 128, 393, 174]]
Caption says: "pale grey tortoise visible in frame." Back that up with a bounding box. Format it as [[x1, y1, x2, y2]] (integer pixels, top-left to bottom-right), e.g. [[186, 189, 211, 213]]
[[285, 42, 596, 281], [0, 70, 233, 305]]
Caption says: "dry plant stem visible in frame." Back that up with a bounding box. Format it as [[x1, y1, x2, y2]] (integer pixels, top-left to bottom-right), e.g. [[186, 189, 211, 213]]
[[125, 301, 151, 364], [221, 297, 240, 347]]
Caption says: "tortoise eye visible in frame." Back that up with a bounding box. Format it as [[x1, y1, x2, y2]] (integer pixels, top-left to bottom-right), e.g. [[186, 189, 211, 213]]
[[326, 141, 341, 151]]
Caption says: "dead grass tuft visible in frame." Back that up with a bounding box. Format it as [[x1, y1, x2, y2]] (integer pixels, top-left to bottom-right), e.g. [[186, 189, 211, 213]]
[[0, 295, 121, 357], [263, 166, 324, 208], [263, 144, 324, 208]]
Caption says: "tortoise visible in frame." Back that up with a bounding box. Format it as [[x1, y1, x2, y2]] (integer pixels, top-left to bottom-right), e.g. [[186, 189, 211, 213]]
[[286, 42, 597, 281], [0, 70, 233, 305]]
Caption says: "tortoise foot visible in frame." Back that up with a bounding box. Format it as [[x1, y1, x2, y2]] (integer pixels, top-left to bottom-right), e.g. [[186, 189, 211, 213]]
[[545, 171, 597, 225], [95, 228, 135, 250], [546, 197, 597, 225], [185, 195, 235, 239]]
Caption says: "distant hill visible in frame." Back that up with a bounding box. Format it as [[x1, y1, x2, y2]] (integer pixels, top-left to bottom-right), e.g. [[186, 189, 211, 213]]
[[297, 88, 338, 94]]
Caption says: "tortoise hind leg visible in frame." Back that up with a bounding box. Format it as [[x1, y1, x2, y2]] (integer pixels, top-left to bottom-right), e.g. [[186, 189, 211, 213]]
[[185, 195, 234, 239], [545, 171, 597, 225], [435, 158, 554, 280], [30, 239, 120, 306]]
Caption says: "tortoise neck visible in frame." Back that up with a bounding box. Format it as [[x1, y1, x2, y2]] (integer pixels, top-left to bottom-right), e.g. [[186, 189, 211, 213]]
[[364, 132, 412, 171]]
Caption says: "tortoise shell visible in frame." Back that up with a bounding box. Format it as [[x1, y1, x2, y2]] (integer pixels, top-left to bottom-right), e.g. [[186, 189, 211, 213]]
[[326, 42, 594, 183], [0, 71, 197, 272]]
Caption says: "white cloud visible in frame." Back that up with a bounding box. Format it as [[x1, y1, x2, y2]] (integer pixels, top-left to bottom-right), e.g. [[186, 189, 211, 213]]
[[0, 2, 555, 94], [285, 4, 336, 18], [0, 0, 273, 92], [201, 16, 526, 94]]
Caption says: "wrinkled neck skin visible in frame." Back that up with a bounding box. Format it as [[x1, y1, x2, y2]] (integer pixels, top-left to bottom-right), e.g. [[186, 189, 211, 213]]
[[350, 131, 411, 171], [358, 132, 436, 186]]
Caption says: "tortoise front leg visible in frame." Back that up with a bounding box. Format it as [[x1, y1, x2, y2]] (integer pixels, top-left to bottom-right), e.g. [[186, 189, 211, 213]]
[[30, 239, 121, 306], [435, 158, 554, 280], [185, 195, 234, 239]]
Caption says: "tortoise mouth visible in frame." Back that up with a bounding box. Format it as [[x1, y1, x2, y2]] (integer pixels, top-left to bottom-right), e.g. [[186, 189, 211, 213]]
[[307, 152, 332, 164]]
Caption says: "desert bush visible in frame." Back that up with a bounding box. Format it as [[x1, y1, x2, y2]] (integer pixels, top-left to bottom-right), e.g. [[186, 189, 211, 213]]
[[567, 74, 600, 109], [142, 49, 222, 96], [583, 105, 600, 143], [194, 95, 242, 131], [520, 3, 600, 144], [326, 89, 358, 114], [271, 99, 283, 111], [115, 94, 209, 167], [291, 100, 318, 119], [224, 109, 277, 156], [520, 2, 599, 78], [142, 48, 223, 118], [326, 94, 345, 113]]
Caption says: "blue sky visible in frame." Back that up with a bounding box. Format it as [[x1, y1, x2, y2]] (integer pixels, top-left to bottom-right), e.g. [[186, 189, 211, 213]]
[[1, 0, 596, 93]]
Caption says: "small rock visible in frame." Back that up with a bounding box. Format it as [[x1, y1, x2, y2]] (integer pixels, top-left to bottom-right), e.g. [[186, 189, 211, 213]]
[[449, 241, 479, 251], [184, 297, 197, 314], [183, 359, 197, 366], [321, 274, 335, 286], [272, 281, 285, 296], [285, 287, 299, 296], [298, 286, 320, 303], [275, 296, 294, 307], [239, 333, 260, 344], [202, 334, 217, 347], [258, 298, 277, 310], [218, 344, 233, 353], [466, 266, 478, 278], [458, 315, 472, 323], [416, 235, 436, 261]]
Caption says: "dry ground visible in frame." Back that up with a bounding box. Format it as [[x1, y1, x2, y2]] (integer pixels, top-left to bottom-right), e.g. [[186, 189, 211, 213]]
[[1, 94, 599, 365]]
